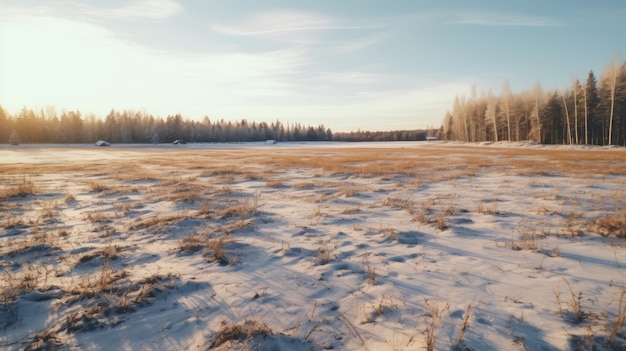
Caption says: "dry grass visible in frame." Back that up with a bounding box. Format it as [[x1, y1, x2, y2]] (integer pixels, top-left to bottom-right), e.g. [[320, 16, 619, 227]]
[[3, 146, 626, 197], [555, 279, 587, 324], [435, 213, 448, 231], [565, 279, 587, 324], [1, 145, 626, 350], [265, 179, 284, 188], [114, 201, 143, 213], [217, 185, 236, 194], [216, 204, 241, 219], [86, 211, 114, 223], [476, 199, 503, 215], [0, 176, 36, 198], [39, 201, 58, 220], [133, 281, 159, 305], [507, 220, 545, 251], [383, 197, 414, 213], [589, 213, 626, 238], [129, 212, 190, 230], [336, 186, 364, 197], [178, 232, 207, 253], [2, 214, 24, 229], [112, 169, 159, 182], [199, 165, 242, 178], [196, 200, 213, 217], [149, 182, 209, 204], [380, 226, 397, 241], [160, 176, 198, 186], [1, 268, 42, 304], [64, 193, 76, 203], [136, 274, 177, 296], [366, 266, 376, 285], [413, 198, 435, 224], [423, 299, 448, 351], [456, 303, 474, 346], [562, 211, 584, 237], [27, 329, 63, 350], [215, 199, 254, 228], [293, 181, 315, 189], [210, 319, 274, 349], [78, 243, 120, 264], [311, 205, 323, 218], [609, 289, 626, 344], [340, 206, 361, 215], [317, 244, 332, 265], [88, 181, 111, 192], [205, 236, 233, 264]]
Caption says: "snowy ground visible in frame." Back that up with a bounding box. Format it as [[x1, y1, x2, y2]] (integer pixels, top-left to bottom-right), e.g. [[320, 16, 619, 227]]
[[1, 142, 625, 351]]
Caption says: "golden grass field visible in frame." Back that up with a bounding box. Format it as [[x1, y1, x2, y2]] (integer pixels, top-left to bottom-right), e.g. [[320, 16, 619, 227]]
[[1, 142, 625, 351]]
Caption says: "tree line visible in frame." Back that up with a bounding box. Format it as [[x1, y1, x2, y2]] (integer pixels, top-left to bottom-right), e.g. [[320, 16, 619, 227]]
[[439, 56, 626, 146], [0, 105, 439, 144], [332, 129, 431, 142], [0, 107, 333, 144]]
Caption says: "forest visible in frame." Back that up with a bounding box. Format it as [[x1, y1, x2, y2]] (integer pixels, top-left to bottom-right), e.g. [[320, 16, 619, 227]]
[[0, 106, 433, 144], [0, 107, 333, 144], [439, 57, 626, 146], [331, 129, 430, 142]]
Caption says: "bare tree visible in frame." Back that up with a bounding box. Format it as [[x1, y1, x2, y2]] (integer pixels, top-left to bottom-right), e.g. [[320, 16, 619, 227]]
[[561, 91, 572, 144], [603, 55, 620, 146], [452, 95, 470, 141], [583, 76, 589, 145], [501, 80, 512, 141], [572, 79, 580, 144], [531, 82, 543, 142], [485, 91, 498, 142]]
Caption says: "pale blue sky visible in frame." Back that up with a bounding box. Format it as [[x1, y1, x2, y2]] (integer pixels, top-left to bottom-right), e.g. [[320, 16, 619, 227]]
[[1, 1, 624, 131]]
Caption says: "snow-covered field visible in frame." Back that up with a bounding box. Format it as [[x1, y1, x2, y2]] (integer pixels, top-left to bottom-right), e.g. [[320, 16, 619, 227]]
[[1, 142, 625, 351]]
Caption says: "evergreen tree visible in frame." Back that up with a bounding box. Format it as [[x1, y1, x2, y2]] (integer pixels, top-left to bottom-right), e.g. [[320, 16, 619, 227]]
[[584, 71, 600, 144], [0, 105, 10, 143], [8, 130, 21, 145]]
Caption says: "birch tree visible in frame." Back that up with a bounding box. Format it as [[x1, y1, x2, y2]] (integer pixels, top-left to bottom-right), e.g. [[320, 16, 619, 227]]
[[531, 82, 543, 142], [572, 79, 581, 144], [561, 91, 572, 144], [602, 55, 620, 146], [485, 91, 498, 141], [502, 80, 513, 141]]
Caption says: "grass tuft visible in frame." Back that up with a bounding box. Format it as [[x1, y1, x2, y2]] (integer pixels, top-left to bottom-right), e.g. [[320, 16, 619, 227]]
[[589, 213, 626, 238], [424, 299, 448, 351], [210, 319, 274, 349], [456, 303, 474, 346], [380, 226, 397, 241], [609, 289, 626, 345], [89, 181, 110, 192], [0, 176, 36, 198], [205, 236, 233, 264]]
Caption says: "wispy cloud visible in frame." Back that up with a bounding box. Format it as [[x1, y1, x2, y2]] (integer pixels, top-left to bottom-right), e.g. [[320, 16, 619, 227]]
[[0, 12, 308, 117], [316, 72, 391, 85], [213, 10, 381, 40], [334, 31, 389, 53], [0, 0, 182, 20], [452, 11, 561, 27], [213, 10, 332, 36], [101, 0, 182, 19]]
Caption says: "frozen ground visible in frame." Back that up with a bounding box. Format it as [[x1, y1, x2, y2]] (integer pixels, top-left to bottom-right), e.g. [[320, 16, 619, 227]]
[[1, 142, 625, 351]]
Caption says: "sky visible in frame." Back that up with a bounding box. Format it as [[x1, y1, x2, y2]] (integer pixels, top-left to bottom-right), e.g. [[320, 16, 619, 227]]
[[1, 1, 625, 132]]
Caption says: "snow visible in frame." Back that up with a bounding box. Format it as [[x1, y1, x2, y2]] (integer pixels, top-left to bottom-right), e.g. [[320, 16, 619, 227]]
[[1, 142, 625, 350]]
